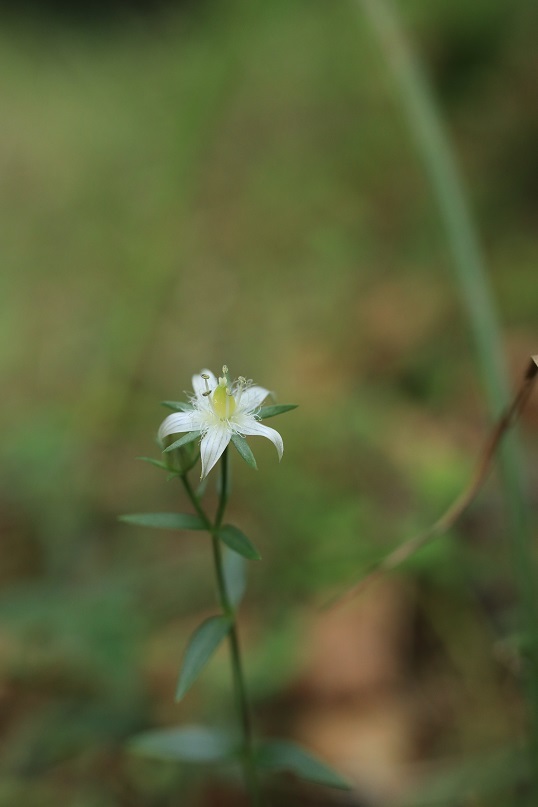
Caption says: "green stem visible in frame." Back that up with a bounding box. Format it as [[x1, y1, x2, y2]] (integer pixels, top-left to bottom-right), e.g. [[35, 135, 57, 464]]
[[357, 0, 538, 794], [181, 451, 262, 806]]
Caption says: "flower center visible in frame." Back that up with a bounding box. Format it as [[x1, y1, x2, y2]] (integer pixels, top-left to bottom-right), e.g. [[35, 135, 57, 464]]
[[212, 377, 236, 419]]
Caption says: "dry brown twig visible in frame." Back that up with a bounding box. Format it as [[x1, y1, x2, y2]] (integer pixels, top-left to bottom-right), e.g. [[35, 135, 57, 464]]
[[327, 355, 538, 610]]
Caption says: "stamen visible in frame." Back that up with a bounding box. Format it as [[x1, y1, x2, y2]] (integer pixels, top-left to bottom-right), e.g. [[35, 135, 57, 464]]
[[201, 373, 211, 394], [236, 376, 246, 405], [222, 365, 228, 376]]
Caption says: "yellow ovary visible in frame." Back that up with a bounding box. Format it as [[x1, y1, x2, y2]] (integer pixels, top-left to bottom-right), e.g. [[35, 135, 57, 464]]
[[212, 382, 236, 419]]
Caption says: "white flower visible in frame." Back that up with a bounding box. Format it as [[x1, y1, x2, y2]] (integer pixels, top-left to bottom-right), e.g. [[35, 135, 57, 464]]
[[159, 366, 284, 478]]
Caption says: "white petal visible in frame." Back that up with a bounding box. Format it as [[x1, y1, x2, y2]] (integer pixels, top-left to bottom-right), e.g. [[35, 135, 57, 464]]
[[192, 369, 217, 398], [238, 421, 283, 460], [158, 412, 198, 442], [200, 426, 232, 478], [238, 385, 270, 412]]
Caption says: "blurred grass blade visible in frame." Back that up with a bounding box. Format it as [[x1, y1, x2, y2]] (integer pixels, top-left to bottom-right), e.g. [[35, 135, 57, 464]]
[[357, 0, 510, 417], [176, 615, 232, 701], [218, 525, 261, 561], [256, 740, 351, 790], [119, 512, 205, 530], [129, 724, 237, 763]]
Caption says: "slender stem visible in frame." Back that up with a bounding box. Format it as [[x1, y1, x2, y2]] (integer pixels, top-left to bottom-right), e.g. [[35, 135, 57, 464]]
[[181, 451, 262, 805], [357, 0, 538, 795]]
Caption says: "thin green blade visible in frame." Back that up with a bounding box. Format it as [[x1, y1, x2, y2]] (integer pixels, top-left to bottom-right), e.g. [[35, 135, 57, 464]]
[[163, 431, 201, 453], [137, 457, 169, 471], [119, 512, 205, 531], [231, 434, 257, 469], [161, 401, 194, 412], [258, 404, 297, 419], [257, 740, 351, 790], [176, 615, 232, 701], [129, 724, 237, 763], [218, 524, 261, 561]]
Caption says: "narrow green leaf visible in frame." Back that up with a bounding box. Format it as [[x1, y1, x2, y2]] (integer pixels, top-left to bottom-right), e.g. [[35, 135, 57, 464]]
[[231, 434, 257, 469], [119, 512, 205, 531], [258, 404, 298, 420], [137, 457, 169, 472], [223, 547, 247, 609], [161, 401, 193, 412], [218, 525, 261, 561], [129, 724, 237, 763], [176, 615, 232, 701], [256, 740, 351, 790], [164, 431, 201, 453]]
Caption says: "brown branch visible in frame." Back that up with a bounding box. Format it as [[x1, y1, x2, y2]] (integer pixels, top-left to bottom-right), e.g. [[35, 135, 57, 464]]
[[326, 355, 538, 610]]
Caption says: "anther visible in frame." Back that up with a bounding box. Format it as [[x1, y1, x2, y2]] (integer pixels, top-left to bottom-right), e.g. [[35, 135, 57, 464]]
[[202, 390, 211, 397]]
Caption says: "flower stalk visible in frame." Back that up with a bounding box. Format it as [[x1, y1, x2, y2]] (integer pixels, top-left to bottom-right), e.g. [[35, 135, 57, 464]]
[[181, 449, 262, 805]]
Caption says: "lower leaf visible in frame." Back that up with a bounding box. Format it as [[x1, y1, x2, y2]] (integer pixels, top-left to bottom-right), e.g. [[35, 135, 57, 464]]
[[256, 739, 352, 790], [129, 724, 237, 763], [176, 615, 232, 701], [218, 524, 261, 560]]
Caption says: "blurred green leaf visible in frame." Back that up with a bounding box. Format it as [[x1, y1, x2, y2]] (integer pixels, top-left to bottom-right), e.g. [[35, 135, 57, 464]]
[[231, 435, 257, 469], [137, 457, 170, 471], [256, 740, 351, 790], [129, 724, 237, 763], [258, 404, 298, 419], [223, 547, 247, 609], [161, 401, 194, 412], [163, 431, 201, 453], [176, 615, 232, 701], [218, 525, 261, 561], [119, 513, 205, 531]]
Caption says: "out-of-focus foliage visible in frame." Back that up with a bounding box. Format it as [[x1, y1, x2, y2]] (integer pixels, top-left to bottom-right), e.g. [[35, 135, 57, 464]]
[[0, 0, 537, 804]]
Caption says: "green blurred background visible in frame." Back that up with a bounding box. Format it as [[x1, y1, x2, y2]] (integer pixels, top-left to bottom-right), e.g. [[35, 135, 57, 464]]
[[1, 0, 537, 804]]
